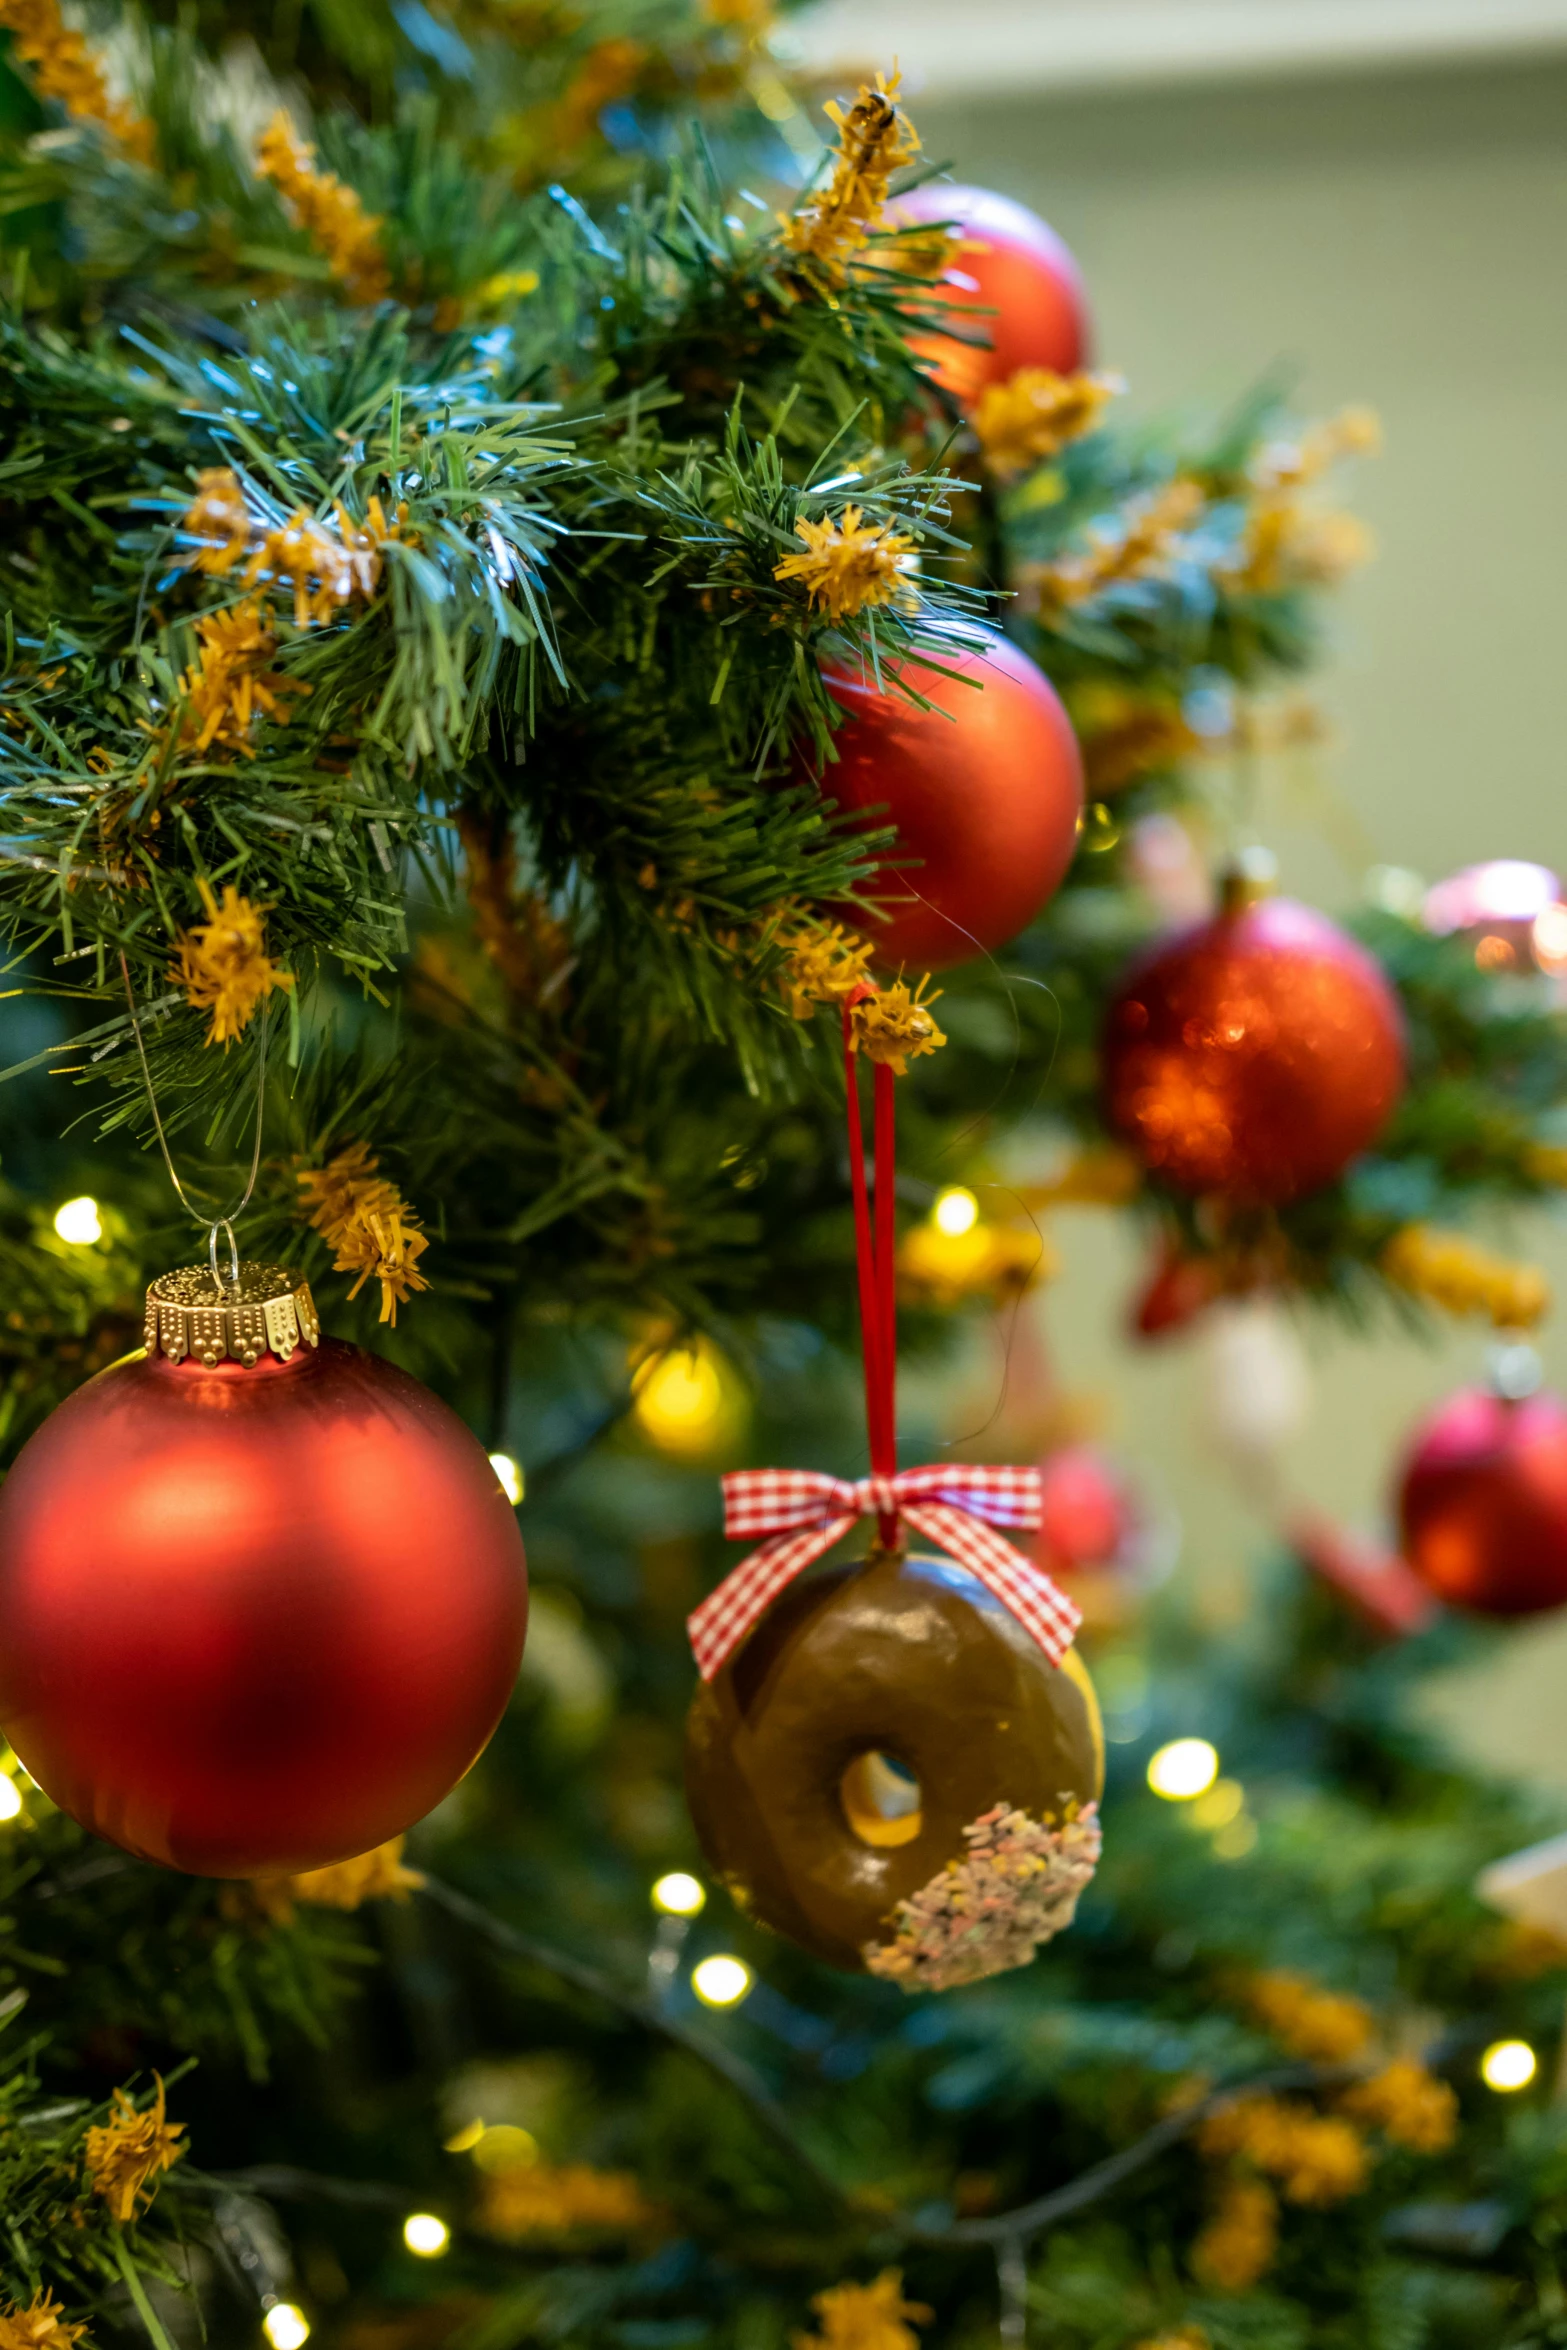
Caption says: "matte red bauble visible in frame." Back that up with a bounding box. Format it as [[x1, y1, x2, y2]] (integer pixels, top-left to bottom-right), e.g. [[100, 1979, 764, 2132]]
[[1398, 1386, 1567, 1617], [1103, 890, 1406, 1205], [819, 632, 1083, 970], [0, 1264, 528, 1875], [891, 183, 1089, 408]]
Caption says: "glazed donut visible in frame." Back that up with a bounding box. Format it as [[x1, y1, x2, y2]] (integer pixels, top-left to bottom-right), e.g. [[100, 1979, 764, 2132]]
[[685, 1549, 1104, 1983]]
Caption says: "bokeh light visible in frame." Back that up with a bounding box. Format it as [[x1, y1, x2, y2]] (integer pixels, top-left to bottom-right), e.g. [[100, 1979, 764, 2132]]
[[403, 2213, 450, 2257], [652, 1871, 706, 1917], [263, 2309, 310, 2350], [1147, 1738, 1219, 1801], [53, 1196, 102, 1245], [692, 1955, 752, 2008], [1481, 2039, 1536, 2092], [933, 1187, 979, 1237]]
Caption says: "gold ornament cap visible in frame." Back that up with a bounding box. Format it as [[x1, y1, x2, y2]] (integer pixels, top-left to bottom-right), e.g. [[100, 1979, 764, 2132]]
[[1220, 844, 1280, 916], [143, 1262, 321, 1369]]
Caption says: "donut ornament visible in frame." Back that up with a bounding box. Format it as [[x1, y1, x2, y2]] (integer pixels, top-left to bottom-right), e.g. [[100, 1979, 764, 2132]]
[[684, 983, 1103, 1990]]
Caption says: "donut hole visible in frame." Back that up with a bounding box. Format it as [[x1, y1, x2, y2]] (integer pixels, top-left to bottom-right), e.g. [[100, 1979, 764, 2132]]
[[839, 1749, 923, 1848]]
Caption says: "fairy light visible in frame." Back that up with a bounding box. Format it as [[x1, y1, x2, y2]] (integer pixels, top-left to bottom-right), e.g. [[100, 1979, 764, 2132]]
[[1147, 1738, 1219, 1801], [403, 2213, 450, 2257], [263, 2309, 310, 2350], [632, 1340, 732, 1457], [443, 2118, 485, 2153], [691, 1954, 752, 2008], [1480, 2038, 1536, 2092], [933, 1186, 979, 1237], [53, 1196, 102, 1245], [489, 1452, 524, 1505], [0, 1778, 21, 1824], [652, 1871, 706, 1917]]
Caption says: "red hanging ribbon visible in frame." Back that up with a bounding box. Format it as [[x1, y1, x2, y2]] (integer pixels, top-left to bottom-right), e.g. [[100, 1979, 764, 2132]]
[[685, 983, 1081, 1679]]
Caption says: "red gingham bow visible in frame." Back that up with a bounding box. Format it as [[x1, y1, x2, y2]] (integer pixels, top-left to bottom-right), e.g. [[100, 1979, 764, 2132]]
[[686, 1463, 1081, 1680]]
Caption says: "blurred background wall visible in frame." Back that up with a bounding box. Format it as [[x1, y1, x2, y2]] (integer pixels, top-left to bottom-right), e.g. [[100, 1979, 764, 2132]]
[[796, 16, 1567, 1783]]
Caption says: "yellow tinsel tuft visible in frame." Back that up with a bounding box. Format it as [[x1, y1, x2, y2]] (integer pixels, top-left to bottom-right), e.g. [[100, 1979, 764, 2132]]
[[1340, 2060, 1458, 2155], [1228, 502, 1374, 597], [1199, 2094, 1369, 2207], [1225, 406, 1381, 596], [1022, 479, 1205, 615], [972, 367, 1124, 481], [182, 472, 401, 630], [0, 0, 154, 161], [173, 598, 308, 756], [1017, 1146, 1142, 1210], [782, 72, 919, 279], [0, 2295, 88, 2350], [170, 880, 294, 1047], [849, 976, 946, 1075], [477, 2159, 663, 2240], [1131, 2333, 1210, 2350], [257, 111, 390, 304], [248, 1835, 423, 1925], [774, 506, 917, 622], [1191, 2176, 1278, 2292], [898, 1216, 1055, 1309], [792, 2270, 932, 2350], [779, 921, 875, 1019], [182, 468, 253, 576], [83, 2076, 186, 2225], [1383, 1224, 1549, 1331], [298, 1140, 431, 1325], [1242, 1969, 1375, 2063]]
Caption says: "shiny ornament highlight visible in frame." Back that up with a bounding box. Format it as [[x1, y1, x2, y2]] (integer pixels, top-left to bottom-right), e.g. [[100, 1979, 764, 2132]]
[[892, 183, 1088, 408], [1103, 893, 1405, 1205], [1398, 1385, 1567, 1618], [818, 632, 1083, 971], [0, 1288, 528, 1875]]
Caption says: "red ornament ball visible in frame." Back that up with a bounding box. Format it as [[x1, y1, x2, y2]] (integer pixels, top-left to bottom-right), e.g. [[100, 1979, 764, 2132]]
[[1399, 1386, 1567, 1617], [0, 1303, 528, 1876], [1102, 893, 1406, 1205], [891, 183, 1089, 409], [819, 632, 1083, 971]]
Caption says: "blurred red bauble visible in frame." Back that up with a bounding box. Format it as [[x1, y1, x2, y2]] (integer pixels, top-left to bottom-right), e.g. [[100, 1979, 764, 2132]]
[[1102, 888, 1406, 1205], [1399, 1386, 1567, 1617], [892, 183, 1089, 408], [1130, 1243, 1227, 1340], [1037, 1445, 1130, 1573], [819, 632, 1083, 970], [0, 1267, 528, 1876]]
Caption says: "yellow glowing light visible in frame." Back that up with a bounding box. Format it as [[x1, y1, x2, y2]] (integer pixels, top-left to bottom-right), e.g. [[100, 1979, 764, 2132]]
[[1481, 2038, 1537, 2092], [1147, 1738, 1220, 1801], [443, 2118, 485, 2153], [652, 1871, 706, 1917], [933, 1186, 979, 1237], [472, 2124, 538, 2174], [263, 2308, 310, 2350], [632, 1339, 735, 1458], [53, 1196, 102, 1245], [403, 2213, 450, 2257], [0, 1777, 21, 1824], [692, 1954, 752, 2008], [489, 1452, 524, 1505]]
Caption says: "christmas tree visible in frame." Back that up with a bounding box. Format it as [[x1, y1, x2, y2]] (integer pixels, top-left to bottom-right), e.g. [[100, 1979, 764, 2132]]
[[4, 5, 1567, 2348]]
